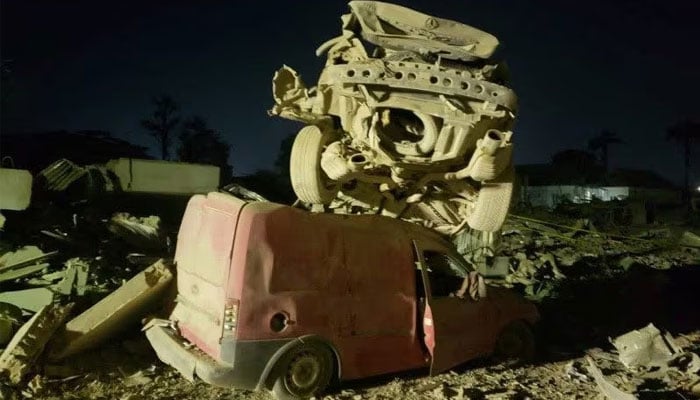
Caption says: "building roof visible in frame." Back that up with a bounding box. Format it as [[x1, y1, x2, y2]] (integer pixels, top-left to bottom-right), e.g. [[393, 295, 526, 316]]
[[1, 130, 151, 172], [516, 164, 677, 189]]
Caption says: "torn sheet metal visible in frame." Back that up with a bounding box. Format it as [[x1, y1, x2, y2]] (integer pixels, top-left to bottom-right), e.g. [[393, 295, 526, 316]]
[[586, 356, 638, 400], [0, 303, 73, 385], [108, 213, 167, 251], [348, 0, 499, 60], [611, 323, 679, 369], [49, 260, 173, 360], [37, 159, 87, 191], [143, 320, 195, 382], [220, 183, 268, 202]]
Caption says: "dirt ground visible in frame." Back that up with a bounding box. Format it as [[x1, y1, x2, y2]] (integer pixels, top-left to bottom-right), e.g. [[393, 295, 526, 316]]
[[20, 329, 700, 400], [17, 264, 700, 400]]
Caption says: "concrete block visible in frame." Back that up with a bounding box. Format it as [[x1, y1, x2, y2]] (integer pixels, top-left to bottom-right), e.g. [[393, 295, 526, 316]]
[[106, 158, 219, 195], [0, 168, 32, 211], [49, 259, 173, 360]]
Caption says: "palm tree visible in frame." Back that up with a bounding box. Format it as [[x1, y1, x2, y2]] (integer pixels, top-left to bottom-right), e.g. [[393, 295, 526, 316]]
[[141, 95, 180, 160], [587, 130, 623, 172], [667, 120, 700, 204]]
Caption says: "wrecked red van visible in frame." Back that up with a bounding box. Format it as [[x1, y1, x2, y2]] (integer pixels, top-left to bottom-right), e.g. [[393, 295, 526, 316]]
[[146, 192, 539, 399]]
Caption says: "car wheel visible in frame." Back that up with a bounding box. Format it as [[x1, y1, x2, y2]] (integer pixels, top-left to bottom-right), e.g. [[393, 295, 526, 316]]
[[466, 164, 514, 232], [290, 125, 339, 205], [494, 320, 535, 363], [271, 342, 334, 400]]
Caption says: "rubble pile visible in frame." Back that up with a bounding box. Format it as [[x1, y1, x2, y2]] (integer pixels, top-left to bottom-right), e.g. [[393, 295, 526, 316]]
[[0, 213, 173, 396], [0, 160, 188, 397], [483, 212, 700, 302]]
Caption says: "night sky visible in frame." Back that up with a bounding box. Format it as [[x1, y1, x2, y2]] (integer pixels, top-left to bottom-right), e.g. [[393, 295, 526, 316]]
[[2, 0, 699, 183]]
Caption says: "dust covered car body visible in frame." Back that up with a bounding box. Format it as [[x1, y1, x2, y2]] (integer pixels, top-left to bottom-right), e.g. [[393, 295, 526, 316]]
[[145, 192, 538, 399], [270, 1, 517, 235]]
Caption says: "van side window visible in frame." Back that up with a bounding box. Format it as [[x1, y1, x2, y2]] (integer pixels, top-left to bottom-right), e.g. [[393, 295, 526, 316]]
[[422, 251, 466, 298]]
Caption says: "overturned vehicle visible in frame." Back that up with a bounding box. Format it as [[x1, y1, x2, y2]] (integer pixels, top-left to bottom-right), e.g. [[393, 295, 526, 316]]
[[271, 1, 517, 235]]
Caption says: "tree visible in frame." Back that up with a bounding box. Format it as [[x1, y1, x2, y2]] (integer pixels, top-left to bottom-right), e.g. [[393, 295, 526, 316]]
[[587, 130, 623, 172], [274, 133, 295, 177], [550, 149, 602, 185], [141, 95, 180, 160], [667, 120, 700, 204], [177, 116, 233, 183]]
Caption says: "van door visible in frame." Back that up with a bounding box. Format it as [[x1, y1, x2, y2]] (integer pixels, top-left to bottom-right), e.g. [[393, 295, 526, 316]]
[[170, 192, 246, 359], [413, 241, 495, 375]]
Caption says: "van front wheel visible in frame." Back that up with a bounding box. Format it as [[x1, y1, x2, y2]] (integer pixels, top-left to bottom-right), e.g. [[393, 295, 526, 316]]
[[493, 320, 535, 364], [271, 342, 334, 400]]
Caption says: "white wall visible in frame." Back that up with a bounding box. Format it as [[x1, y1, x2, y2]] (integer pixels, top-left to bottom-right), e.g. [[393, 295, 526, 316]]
[[521, 185, 631, 208]]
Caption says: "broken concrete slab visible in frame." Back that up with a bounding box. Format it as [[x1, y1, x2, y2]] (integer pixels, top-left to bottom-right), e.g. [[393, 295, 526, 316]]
[[105, 158, 220, 195], [0, 288, 54, 313], [52, 258, 91, 296], [49, 260, 173, 360], [0, 246, 56, 272], [0, 168, 32, 211], [0, 303, 22, 346], [611, 323, 679, 369], [0, 262, 50, 283], [0, 246, 57, 283], [0, 303, 73, 385]]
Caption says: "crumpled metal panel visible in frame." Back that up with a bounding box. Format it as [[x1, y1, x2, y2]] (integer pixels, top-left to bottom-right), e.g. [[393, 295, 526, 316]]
[[37, 159, 87, 191]]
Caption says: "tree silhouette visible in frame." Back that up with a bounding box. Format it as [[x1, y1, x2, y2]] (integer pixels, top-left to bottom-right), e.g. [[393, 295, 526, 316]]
[[551, 149, 602, 184], [274, 133, 295, 177], [141, 95, 180, 160], [587, 130, 623, 172], [667, 120, 700, 204], [177, 115, 233, 184]]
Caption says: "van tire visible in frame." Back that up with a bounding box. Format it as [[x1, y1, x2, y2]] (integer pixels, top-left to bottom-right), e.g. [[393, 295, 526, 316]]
[[290, 125, 339, 205], [271, 342, 334, 400], [467, 164, 514, 232], [493, 320, 535, 364]]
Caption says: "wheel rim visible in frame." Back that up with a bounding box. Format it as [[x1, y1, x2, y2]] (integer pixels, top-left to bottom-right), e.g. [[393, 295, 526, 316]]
[[498, 331, 524, 358], [284, 351, 323, 396]]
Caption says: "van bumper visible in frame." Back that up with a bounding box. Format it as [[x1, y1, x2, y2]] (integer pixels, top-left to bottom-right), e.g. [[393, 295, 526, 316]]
[[145, 323, 292, 390]]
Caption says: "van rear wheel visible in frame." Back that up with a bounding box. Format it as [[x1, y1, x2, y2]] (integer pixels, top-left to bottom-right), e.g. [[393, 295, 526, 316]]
[[271, 342, 334, 400]]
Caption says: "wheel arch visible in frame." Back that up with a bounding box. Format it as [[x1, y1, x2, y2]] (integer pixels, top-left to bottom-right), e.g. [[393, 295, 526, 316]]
[[257, 334, 342, 391]]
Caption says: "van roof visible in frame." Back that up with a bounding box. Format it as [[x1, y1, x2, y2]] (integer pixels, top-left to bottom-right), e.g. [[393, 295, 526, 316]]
[[231, 194, 451, 247]]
